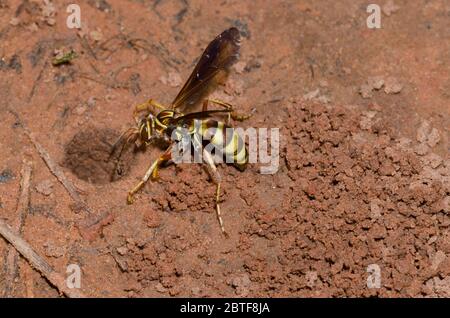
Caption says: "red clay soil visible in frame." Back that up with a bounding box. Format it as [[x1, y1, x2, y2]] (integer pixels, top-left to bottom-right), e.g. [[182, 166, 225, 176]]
[[0, 0, 449, 297]]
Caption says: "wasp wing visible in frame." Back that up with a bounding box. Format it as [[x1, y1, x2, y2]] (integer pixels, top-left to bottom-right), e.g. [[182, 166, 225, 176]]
[[172, 109, 232, 125], [171, 27, 240, 111]]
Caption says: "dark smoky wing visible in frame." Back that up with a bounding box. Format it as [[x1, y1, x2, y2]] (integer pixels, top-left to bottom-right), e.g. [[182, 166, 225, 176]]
[[171, 27, 241, 111], [172, 109, 232, 125]]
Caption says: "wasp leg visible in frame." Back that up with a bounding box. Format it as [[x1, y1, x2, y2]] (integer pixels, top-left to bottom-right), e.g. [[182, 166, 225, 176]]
[[127, 146, 173, 204], [133, 99, 167, 118], [202, 98, 251, 124], [202, 148, 229, 237]]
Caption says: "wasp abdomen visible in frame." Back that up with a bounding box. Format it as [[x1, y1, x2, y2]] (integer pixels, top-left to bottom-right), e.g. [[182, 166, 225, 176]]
[[195, 119, 248, 171]]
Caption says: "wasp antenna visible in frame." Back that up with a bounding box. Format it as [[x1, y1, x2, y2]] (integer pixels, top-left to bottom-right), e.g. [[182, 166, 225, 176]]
[[109, 132, 126, 159], [109, 127, 136, 160]]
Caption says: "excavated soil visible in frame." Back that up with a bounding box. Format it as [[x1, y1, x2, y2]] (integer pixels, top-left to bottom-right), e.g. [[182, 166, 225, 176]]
[[0, 0, 449, 297]]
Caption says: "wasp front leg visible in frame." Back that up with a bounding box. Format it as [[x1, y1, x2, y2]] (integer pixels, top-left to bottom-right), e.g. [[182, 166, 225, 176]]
[[127, 145, 173, 204], [202, 98, 251, 125], [133, 99, 167, 119]]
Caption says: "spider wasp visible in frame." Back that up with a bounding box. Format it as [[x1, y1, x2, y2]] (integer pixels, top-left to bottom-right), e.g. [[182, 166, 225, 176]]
[[112, 27, 250, 236]]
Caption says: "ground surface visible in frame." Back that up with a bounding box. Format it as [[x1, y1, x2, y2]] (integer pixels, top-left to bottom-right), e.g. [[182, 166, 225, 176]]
[[0, 0, 449, 297]]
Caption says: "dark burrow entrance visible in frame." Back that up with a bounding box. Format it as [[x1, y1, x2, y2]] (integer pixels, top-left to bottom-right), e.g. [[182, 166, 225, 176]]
[[63, 126, 133, 184]]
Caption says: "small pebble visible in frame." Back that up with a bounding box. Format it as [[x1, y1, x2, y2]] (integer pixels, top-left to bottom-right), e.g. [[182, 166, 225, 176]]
[[430, 250, 446, 271], [27, 23, 39, 32], [117, 246, 128, 256], [234, 61, 246, 74], [384, 77, 403, 94], [35, 180, 54, 196], [9, 17, 20, 26], [87, 96, 96, 107], [427, 128, 440, 147], [423, 153, 442, 169], [43, 242, 64, 258], [191, 287, 201, 296], [305, 271, 318, 288], [367, 76, 385, 90], [416, 120, 431, 143], [90, 30, 103, 42], [414, 143, 429, 156], [359, 83, 373, 99], [428, 236, 438, 244], [46, 18, 56, 26], [155, 282, 167, 293], [370, 200, 382, 219], [74, 105, 87, 115]]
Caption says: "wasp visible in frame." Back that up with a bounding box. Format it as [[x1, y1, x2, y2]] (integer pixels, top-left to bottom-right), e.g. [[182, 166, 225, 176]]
[[111, 27, 250, 236]]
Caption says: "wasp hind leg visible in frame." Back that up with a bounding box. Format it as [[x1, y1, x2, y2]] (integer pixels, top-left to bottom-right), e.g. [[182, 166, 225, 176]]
[[202, 99, 250, 125], [202, 148, 229, 237], [127, 146, 172, 204]]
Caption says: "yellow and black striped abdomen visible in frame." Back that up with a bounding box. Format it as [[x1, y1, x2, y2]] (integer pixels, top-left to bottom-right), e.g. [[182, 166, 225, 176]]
[[195, 119, 248, 171]]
